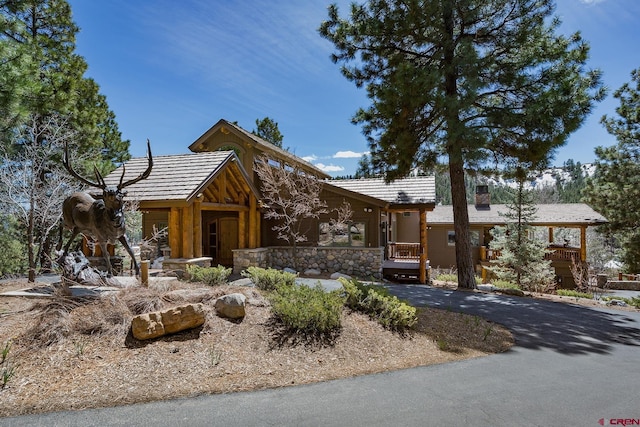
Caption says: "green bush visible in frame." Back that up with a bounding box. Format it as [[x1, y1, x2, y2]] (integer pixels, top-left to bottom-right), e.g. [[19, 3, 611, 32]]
[[340, 278, 417, 331], [269, 283, 344, 335], [241, 266, 297, 291], [492, 280, 520, 290], [557, 289, 593, 299], [186, 264, 231, 286], [0, 215, 27, 277], [435, 273, 457, 282]]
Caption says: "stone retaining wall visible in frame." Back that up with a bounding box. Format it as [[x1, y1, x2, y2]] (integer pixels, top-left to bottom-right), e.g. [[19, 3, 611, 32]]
[[233, 246, 384, 279], [605, 280, 640, 291]]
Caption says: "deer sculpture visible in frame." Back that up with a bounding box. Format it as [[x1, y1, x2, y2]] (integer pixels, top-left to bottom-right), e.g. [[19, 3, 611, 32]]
[[60, 140, 153, 277]]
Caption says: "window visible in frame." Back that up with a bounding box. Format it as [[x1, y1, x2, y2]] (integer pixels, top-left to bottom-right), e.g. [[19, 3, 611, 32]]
[[447, 230, 480, 247], [319, 222, 366, 247]]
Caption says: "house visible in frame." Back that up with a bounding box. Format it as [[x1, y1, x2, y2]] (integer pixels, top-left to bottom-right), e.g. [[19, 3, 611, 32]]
[[100, 119, 605, 287], [426, 187, 608, 287], [101, 119, 435, 281]]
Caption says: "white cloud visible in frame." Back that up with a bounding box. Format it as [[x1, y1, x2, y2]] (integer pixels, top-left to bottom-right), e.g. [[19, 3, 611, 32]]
[[579, 0, 607, 4], [333, 150, 368, 159], [314, 163, 345, 173], [301, 155, 318, 162]]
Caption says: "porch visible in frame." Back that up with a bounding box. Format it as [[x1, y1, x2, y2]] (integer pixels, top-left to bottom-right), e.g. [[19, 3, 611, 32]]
[[480, 246, 583, 263], [382, 242, 429, 282], [479, 245, 584, 287]]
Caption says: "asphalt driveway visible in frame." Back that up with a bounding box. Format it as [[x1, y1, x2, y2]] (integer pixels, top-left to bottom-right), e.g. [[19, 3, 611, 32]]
[[2, 285, 639, 427]]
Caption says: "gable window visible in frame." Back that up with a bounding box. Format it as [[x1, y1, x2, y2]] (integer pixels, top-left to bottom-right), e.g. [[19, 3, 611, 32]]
[[447, 230, 480, 247], [319, 222, 366, 247]]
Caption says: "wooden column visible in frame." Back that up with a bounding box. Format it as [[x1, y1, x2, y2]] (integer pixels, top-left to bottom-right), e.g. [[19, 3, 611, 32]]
[[580, 226, 587, 262], [249, 195, 259, 248], [169, 207, 181, 258], [238, 210, 247, 249], [193, 200, 202, 257], [419, 208, 427, 284], [182, 205, 194, 259], [548, 227, 554, 245]]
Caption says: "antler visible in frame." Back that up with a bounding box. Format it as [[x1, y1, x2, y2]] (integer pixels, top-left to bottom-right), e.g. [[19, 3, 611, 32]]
[[118, 139, 153, 189], [63, 142, 105, 189]]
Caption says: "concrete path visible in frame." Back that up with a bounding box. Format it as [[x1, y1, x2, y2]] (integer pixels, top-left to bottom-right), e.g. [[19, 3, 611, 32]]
[[2, 285, 639, 426]]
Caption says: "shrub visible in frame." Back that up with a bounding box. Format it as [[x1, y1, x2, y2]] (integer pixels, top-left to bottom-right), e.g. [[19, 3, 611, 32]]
[[435, 273, 457, 283], [1, 340, 17, 389], [557, 289, 593, 299], [492, 280, 520, 290], [268, 283, 344, 335], [340, 278, 417, 331], [186, 265, 231, 286], [241, 266, 297, 291]]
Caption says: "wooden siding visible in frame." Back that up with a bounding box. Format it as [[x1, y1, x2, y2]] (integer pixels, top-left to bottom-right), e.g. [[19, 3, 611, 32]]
[[261, 187, 382, 248]]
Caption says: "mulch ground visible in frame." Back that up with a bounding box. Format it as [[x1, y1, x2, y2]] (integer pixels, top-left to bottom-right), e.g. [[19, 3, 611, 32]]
[[0, 278, 513, 418]]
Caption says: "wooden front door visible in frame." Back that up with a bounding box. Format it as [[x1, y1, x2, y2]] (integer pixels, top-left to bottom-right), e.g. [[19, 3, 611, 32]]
[[204, 216, 238, 266]]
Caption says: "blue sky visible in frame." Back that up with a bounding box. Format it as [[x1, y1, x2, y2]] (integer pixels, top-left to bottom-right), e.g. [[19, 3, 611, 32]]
[[68, 0, 640, 176]]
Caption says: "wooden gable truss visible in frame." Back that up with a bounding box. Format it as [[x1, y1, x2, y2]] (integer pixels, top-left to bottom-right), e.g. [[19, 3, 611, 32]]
[[162, 159, 261, 260]]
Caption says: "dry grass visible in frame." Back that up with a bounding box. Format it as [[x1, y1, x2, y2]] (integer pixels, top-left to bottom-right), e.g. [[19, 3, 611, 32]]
[[0, 278, 513, 418]]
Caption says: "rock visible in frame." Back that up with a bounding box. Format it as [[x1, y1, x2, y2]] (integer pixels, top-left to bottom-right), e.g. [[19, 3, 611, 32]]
[[163, 288, 216, 304], [228, 277, 255, 287], [215, 293, 247, 319], [304, 269, 322, 276], [131, 303, 206, 340], [606, 299, 628, 307], [330, 272, 351, 280], [497, 288, 525, 297], [283, 267, 297, 275], [477, 284, 497, 292]]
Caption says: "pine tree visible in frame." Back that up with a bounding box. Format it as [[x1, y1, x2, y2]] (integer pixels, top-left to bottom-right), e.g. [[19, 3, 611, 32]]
[[488, 171, 555, 292], [584, 69, 640, 272], [320, 0, 604, 289], [0, 0, 129, 171], [0, 0, 131, 274], [252, 117, 284, 148]]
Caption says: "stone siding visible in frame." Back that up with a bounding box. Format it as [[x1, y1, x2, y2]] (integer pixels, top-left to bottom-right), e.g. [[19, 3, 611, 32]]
[[233, 246, 383, 279], [232, 248, 270, 275]]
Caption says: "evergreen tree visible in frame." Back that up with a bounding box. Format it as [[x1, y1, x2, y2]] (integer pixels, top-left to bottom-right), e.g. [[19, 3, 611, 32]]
[[488, 171, 555, 292], [252, 117, 283, 148], [320, 0, 604, 288], [0, 0, 129, 171], [584, 69, 640, 272]]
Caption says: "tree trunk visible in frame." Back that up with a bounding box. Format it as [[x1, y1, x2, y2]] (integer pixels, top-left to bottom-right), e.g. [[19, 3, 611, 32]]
[[449, 158, 476, 289], [443, 2, 475, 289], [27, 203, 36, 283]]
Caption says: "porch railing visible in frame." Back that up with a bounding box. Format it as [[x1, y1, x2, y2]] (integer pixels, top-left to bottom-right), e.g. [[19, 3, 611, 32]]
[[387, 242, 420, 260], [480, 246, 581, 262]]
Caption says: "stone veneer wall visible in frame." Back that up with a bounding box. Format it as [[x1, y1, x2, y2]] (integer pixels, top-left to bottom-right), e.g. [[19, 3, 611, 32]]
[[233, 246, 384, 279]]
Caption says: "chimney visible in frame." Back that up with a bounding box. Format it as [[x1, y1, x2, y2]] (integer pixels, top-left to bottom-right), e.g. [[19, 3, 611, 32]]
[[475, 185, 490, 209]]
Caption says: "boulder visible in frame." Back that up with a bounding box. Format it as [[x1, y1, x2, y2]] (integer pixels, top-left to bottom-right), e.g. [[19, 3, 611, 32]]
[[215, 293, 247, 319], [330, 272, 352, 280], [606, 299, 628, 307], [131, 303, 206, 340], [304, 269, 322, 276]]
